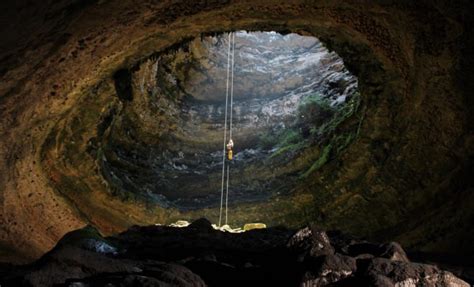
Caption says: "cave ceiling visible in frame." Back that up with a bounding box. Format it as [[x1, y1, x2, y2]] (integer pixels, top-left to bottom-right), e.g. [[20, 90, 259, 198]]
[[0, 0, 473, 263]]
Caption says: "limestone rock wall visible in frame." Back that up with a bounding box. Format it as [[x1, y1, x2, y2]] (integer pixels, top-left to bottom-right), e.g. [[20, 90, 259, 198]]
[[0, 0, 473, 263], [97, 32, 358, 210]]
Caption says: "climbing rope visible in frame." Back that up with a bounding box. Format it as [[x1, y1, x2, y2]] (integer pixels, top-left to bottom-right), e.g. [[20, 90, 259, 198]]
[[219, 32, 236, 227], [229, 32, 235, 141]]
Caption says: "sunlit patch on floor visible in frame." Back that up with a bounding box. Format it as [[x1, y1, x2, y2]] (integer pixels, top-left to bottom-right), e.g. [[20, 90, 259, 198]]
[[159, 219, 266, 233]]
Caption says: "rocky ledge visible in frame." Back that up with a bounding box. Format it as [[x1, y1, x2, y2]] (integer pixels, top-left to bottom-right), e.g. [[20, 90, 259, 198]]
[[0, 219, 469, 287]]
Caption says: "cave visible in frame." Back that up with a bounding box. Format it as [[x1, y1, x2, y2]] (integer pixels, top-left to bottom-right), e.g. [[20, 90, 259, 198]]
[[100, 31, 360, 212], [0, 1, 473, 286]]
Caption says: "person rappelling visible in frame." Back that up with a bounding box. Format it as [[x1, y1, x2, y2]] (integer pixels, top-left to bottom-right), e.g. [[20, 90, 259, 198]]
[[227, 139, 234, 161]]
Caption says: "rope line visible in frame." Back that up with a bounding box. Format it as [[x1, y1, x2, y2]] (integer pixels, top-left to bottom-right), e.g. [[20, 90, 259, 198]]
[[218, 32, 232, 227], [229, 32, 235, 140], [225, 164, 230, 225], [225, 32, 236, 226]]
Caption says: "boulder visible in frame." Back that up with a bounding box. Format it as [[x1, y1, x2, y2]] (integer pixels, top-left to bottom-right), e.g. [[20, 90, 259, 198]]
[[188, 218, 214, 233], [301, 254, 357, 286], [287, 226, 335, 262], [346, 241, 409, 262], [358, 258, 470, 287], [65, 262, 207, 287], [379, 242, 409, 262]]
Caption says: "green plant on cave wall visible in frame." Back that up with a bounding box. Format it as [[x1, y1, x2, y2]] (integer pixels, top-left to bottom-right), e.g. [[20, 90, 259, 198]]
[[297, 93, 336, 137], [257, 91, 362, 177], [302, 143, 333, 178], [301, 92, 362, 178], [262, 93, 339, 157]]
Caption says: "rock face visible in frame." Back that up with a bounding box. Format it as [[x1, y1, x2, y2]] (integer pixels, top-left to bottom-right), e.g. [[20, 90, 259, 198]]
[[0, 219, 469, 287], [166, 32, 356, 102], [98, 32, 358, 209], [0, 0, 473, 268]]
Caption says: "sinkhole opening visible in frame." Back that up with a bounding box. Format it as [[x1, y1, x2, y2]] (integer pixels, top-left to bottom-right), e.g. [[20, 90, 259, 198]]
[[105, 31, 360, 211]]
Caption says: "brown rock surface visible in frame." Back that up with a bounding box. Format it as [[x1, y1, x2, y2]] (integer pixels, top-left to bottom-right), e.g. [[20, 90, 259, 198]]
[[0, 0, 473, 268]]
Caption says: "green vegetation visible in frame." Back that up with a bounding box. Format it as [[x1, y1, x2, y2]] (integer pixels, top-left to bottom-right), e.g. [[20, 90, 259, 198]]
[[259, 131, 278, 149], [280, 129, 304, 146], [258, 128, 304, 151], [310, 93, 360, 137], [298, 93, 333, 113], [260, 93, 332, 155], [333, 132, 355, 155], [301, 143, 332, 178], [265, 93, 338, 159], [300, 93, 362, 177], [271, 142, 305, 158]]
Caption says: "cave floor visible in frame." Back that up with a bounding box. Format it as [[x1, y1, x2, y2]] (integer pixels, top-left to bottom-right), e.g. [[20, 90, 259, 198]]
[[0, 219, 471, 287]]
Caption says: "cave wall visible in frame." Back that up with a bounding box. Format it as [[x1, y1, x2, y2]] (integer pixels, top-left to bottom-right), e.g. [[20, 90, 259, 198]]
[[0, 0, 473, 263], [96, 32, 358, 210]]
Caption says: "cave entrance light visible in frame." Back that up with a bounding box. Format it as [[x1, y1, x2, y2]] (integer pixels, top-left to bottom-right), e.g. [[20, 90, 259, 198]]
[[102, 31, 360, 228]]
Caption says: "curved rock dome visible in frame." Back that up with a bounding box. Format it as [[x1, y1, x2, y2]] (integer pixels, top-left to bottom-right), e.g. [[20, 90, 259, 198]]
[[0, 0, 473, 266]]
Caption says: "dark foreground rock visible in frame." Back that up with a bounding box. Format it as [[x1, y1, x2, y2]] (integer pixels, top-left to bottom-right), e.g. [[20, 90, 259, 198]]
[[0, 219, 469, 287]]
